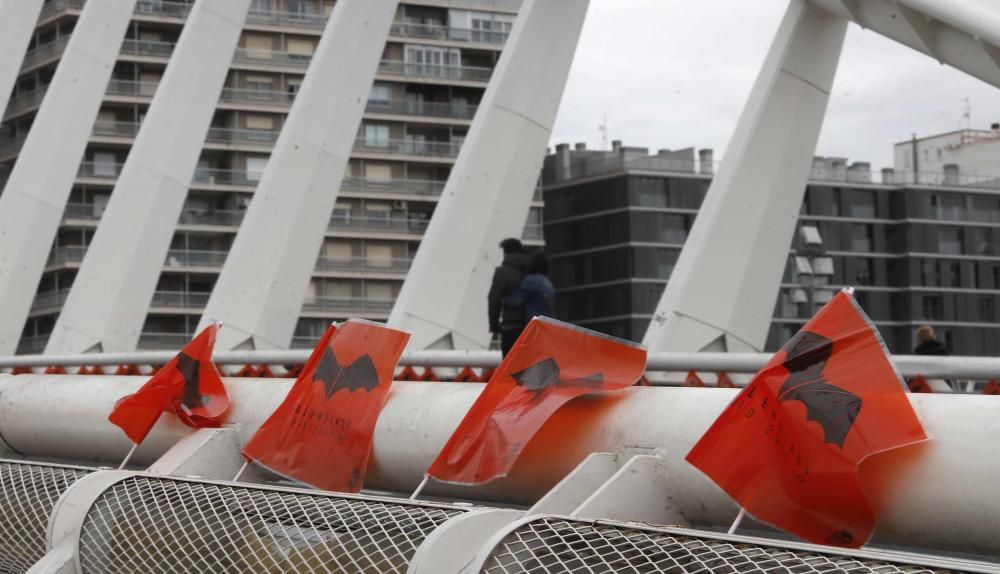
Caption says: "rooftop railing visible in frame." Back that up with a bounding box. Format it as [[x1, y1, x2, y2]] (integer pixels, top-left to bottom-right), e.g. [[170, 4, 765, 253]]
[[377, 60, 493, 83]]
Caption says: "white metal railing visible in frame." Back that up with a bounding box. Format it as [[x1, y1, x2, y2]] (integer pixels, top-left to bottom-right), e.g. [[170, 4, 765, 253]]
[[301, 296, 395, 313], [390, 21, 509, 45], [378, 60, 493, 83], [148, 290, 211, 309], [315, 255, 412, 273], [328, 214, 429, 234], [245, 7, 326, 29], [353, 138, 462, 158]]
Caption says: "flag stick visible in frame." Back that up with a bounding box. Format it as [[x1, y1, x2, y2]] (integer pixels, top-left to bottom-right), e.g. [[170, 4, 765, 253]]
[[728, 508, 746, 534], [409, 476, 429, 500], [232, 461, 249, 482], [118, 443, 139, 470]]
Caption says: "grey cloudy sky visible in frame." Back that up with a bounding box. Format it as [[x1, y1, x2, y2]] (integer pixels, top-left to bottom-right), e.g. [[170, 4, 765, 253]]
[[550, 0, 1000, 170]]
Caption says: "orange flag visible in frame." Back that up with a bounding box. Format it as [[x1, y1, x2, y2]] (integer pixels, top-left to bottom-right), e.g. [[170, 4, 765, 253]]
[[242, 320, 409, 492], [109, 323, 229, 444], [686, 290, 927, 548], [427, 317, 646, 486]]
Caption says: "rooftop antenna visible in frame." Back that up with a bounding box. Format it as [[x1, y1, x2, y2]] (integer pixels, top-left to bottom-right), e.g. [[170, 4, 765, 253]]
[[598, 114, 609, 150], [962, 97, 971, 131]]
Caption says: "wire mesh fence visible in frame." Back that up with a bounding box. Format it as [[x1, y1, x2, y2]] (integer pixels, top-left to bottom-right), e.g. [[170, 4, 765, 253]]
[[0, 460, 93, 574], [480, 518, 961, 574], [77, 476, 464, 573]]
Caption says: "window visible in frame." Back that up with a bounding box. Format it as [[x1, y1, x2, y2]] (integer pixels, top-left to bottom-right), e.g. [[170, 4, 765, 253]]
[[245, 114, 274, 131], [246, 157, 268, 181], [246, 75, 273, 97], [921, 260, 939, 287], [331, 201, 351, 224], [942, 261, 961, 288], [979, 296, 995, 322], [854, 258, 873, 285], [972, 197, 1000, 223], [937, 195, 966, 220], [404, 45, 460, 74], [938, 227, 963, 255], [139, 70, 161, 96], [93, 152, 117, 177], [922, 295, 943, 321], [244, 35, 273, 60], [364, 163, 392, 182], [366, 244, 393, 268], [470, 14, 514, 42], [286, 38, 315, 60], [288, 0, 316, 17], [324, 241, 352, 262], [249, 0, 272, 14], [286, 78, 301, 97], [364, 124, 390, 148], [365, 202, 392, 226], [850, 223, 872, 252], [850, 190, 876, 218], [366, 281, 393, 300], [368, 84, 391, 108]]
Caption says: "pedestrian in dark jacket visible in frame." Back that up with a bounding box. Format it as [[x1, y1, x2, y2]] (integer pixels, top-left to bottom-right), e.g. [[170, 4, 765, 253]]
[[488, 238, 526, 356], [507, 250, 555, 322], [913, 325, 948, 356]]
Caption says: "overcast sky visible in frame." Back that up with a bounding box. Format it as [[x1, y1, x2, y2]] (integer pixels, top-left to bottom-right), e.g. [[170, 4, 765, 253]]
[[550, 0, 1000, 170]]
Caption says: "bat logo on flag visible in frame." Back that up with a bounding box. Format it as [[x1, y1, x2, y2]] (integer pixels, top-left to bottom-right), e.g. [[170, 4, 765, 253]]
[[177, 352, 210, 410], [511, 358, 603, 393], [313, 346, 379, 398], [777, 331, 862, 448]]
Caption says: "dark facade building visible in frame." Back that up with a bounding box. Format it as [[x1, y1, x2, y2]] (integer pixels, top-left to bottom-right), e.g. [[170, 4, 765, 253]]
[[542, 141, 1000, 356]]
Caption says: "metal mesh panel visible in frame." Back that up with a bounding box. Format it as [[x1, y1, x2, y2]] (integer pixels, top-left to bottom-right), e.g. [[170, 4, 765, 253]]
[[0, 461, 93, 574], [77, 476, 464, 573], [481, 518, 962, 574]]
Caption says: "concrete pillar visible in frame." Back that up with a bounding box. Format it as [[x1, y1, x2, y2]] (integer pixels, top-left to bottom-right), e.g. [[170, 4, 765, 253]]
[[45, 0, 252, 355], [0, 0, 44, 117], [197, 0, 400, 351], [0, 0, 137, 355], [388, 0, 589, 350], [643, 0, 847, 353]]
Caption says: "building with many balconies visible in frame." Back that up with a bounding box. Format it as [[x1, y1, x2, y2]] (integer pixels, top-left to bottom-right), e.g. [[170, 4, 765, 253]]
[[0, 0, 542, 353]]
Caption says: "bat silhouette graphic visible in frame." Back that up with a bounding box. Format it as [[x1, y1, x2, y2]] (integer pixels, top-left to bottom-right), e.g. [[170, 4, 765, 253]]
[[510, 358, 603, 393], [176, 352, 209, 410], [776, 331, 862, 448], [312, 346, 379, 398]]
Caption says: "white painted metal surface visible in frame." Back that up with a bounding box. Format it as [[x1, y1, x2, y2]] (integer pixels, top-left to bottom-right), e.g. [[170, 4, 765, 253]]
[[0, 0, 44, 118], [197, 0, 399, 351], [388, 0, 589, 351], [407, 509, 524, 574], [810, 0, 1000, 89], [0, 0, 137, 355], [1, 377, 1000, 555], [1, 350, 999, 380], [643, 0, 848, 354], [45, 0, 252, 355]]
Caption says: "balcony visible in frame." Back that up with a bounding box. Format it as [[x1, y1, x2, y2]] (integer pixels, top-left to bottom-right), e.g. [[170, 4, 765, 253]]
[[30, 289, 71, 314], [176, 208, 246, 227], [106, 79, 160, 100], [341, 177, 445, 197], [46, 246, 88, 267], [389, 22, 509, 46], [232, 48, 312, 70], [78, 161, 124, 181], [245, 8, 326, 31], [16, 335, 49, 355], [205, 126, 280, 147], [163, 249, 229, 269], [149, 290, 211, 309], [38, 0, 84, 23], [137, 332, 191, 350], [218, 86, 295, 109], [315, 255, 412, 274], [377, 60, 493, 84], [301, 296, 395, 314], [120, 39, 176, 60], [91, 120, 141, 141], [20, 37, 70, 73], [366, 98, 477, 121], [353, 138, 462, 159], [3, 86, 47, 120], [328, 214, 430, 236], [133, 0, 193, 21]]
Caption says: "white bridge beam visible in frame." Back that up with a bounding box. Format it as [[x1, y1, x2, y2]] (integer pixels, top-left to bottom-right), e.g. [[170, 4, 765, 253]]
[[0, 0, 137, 355], [45, 0, 253, 355], [197, 0, 399, 351], [643, 0, 848, 353], [0, 0, 44, 117], [809, 0, 1000, 89], [389, 0, 589, 350]]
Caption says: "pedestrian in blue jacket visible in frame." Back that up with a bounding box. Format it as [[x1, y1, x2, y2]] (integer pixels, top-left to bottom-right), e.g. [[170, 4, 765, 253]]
[[506, 250, 555, 322]]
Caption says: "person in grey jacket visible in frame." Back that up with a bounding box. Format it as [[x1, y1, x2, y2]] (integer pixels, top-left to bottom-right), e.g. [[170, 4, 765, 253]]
[[488, 238, 527, 356]]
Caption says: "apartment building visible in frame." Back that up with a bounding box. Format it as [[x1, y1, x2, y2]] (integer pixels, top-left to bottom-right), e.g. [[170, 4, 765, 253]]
[[0, 0, 542, 353], [542, 141, 1000, 356]]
